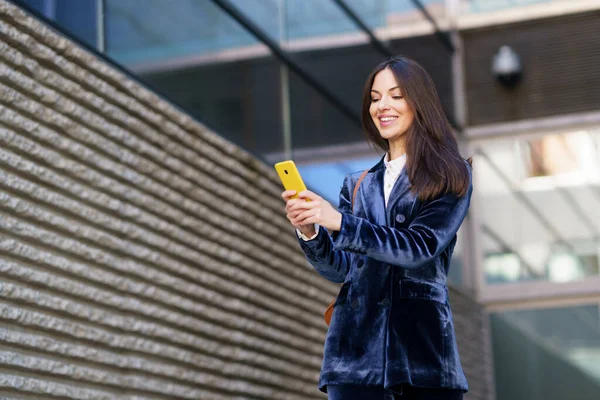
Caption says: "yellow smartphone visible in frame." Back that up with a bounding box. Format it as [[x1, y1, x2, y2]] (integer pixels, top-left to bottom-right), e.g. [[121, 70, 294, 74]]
[[274, 160, 308, 200]]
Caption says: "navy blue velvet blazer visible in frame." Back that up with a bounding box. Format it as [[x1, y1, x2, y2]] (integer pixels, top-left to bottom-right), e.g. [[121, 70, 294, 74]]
[[298, 157, 472, 393]]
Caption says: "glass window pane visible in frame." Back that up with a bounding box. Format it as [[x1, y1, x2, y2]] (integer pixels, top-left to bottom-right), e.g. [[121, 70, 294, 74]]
[[282, 0, 444, 46], [105, 0, 284, 157], [466, 0, 570, 14], [141, 56, 284, 156], [491, 304, 600, 400], [473, 128, 600, 285], [106, 0, 264, 68], [288, 64, 368, 151], [229, 0, 283, 42], [15, 0, 98, 49], [285, 0, 362, 41], [296, 155, 381, 205]]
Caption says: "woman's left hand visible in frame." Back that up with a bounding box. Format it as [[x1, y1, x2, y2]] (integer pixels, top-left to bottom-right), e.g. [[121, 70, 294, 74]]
[[288, 191, 343, 231]]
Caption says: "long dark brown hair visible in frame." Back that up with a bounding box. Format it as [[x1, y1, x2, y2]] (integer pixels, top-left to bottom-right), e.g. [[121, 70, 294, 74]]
[[361, 56, 471, 201]]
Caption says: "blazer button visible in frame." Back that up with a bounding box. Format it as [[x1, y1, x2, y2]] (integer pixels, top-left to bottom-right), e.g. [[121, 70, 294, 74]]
[[350, 299, 359, 310], [396, 214, 406, 223], [357, 259, 364, 268], [380, 298, 390, 307]]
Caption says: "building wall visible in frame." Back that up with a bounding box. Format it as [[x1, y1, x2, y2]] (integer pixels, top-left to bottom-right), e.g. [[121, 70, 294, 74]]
[[0, 1, 491, 399], [451, 289, 495, 400], [463, 10, 600, 126]]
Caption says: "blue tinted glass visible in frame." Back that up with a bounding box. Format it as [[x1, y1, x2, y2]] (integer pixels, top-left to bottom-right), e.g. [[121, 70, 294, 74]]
[[388, 0, 438, 12], [13, 0, 46, 14], [104, 0, 283, 157], [492, 305, 600, 399], [469, 0, 550, 13], [285, 0, 360, 40], [297, 156, 380, 205], [229, 0, 282, 42], [105, 0, 260, 67], [55, 0, 97, 48], [14, 0, 97, 48], [475, 130, 600, 285], [344, 0, 385, 28]]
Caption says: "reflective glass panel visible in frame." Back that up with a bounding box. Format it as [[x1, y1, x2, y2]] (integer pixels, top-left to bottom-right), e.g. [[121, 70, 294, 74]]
[[105, 0, 284, 157], [464, 0, 572, 13], [296, 155, 380, 205], [473, 128, 600, 284], [283, 0, 443, 47], [15, 0, 98, 48], [105, 0, 265, 68], [491, 304, 600, 400]]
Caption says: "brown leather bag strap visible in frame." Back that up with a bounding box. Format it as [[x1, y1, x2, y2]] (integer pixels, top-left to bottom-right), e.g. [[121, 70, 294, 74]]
[[351, 169, 369, 213]]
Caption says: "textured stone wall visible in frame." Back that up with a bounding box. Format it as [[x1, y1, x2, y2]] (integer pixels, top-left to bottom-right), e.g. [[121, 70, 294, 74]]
[[451, 288, 495, 400], [0, 1, 492, 399]]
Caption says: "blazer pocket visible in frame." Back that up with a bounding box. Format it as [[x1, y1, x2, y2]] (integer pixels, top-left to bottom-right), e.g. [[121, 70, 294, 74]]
[[398, 279, 448, 304]]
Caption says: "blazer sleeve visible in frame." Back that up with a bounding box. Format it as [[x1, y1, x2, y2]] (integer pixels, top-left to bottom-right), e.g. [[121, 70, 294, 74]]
[[296, 174, 355, 283], [331, 175, 473, 269]]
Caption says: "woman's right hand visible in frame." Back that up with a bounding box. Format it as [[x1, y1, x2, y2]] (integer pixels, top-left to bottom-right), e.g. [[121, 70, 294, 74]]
[[282, 190, 316, 237]]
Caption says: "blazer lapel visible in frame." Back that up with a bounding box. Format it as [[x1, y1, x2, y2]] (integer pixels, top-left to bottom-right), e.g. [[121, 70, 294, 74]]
[[386, 167, 411, 216], [356, 159, 386, 226]]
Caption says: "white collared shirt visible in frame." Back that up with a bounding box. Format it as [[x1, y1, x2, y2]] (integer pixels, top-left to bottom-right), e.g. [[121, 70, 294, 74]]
[[383, 152, 407, 207], [298, 153, 407, 241]]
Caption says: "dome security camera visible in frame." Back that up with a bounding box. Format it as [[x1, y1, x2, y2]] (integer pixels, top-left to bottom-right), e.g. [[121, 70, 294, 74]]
[[492, 45, 522, 87]]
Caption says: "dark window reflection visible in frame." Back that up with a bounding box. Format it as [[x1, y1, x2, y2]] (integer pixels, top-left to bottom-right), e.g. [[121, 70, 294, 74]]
[[15, 0, 98, 49], [141, 57, 284, 156], [492, 305, 600, 400]]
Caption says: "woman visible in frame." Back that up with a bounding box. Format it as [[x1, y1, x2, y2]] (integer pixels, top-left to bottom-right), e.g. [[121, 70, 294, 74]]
[[282, 56, 472, 400]]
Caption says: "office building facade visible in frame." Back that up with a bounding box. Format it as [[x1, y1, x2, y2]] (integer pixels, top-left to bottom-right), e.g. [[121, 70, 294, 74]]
[[2, 0, 600, 399]]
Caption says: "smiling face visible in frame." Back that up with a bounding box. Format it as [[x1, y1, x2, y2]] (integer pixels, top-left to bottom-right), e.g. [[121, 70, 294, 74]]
[[361, 57, 469, 201], [369, 67, 415, 151]]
